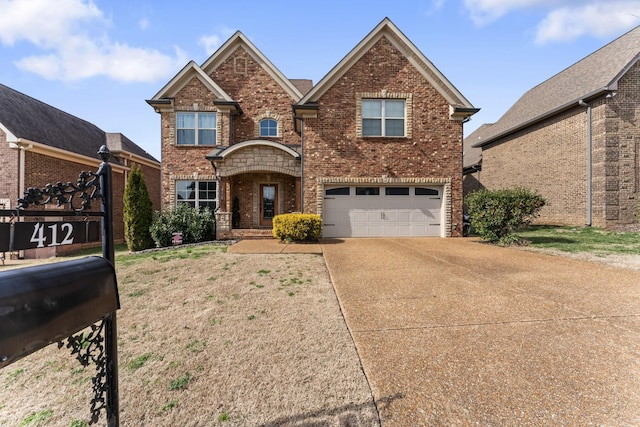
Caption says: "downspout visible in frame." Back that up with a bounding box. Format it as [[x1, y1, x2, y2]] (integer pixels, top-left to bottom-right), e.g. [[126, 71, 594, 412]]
[[578, 99, 592, 226], [300, 119, 304, 212], [229, 111, 234, 145]]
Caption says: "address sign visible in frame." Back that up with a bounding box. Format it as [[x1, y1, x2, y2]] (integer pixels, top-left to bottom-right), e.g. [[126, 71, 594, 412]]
[[0, 221, 99, 252]]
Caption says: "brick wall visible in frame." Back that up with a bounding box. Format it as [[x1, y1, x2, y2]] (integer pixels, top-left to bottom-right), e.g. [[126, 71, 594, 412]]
[[302, 36, 464, 235], [463, 171, 483, 198], [481, 108, 589, 225], [130, 160, 162, 212], [160, 45, 302, 214], [480, 62, 640, 228], [209, 46, 300, 146], [23, 151, 131, 241], [230, 173, 296, 228], [602, 61, 640, 224], [0, 132, 19, 205]]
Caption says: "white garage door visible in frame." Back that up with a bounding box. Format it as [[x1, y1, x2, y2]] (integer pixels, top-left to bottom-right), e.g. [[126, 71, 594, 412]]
[[322, 185, 443, 237]]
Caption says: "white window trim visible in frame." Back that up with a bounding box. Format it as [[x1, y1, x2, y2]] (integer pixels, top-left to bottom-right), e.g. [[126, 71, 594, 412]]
[[176, 112, 217, 146], [259, 118, 278, 137], [254, 112, 283, 138], [173, 178, 218, 210], [356, 92, 412, 138]]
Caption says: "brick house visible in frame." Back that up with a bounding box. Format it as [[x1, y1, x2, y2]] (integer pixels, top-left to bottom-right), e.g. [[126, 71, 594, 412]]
[[469, 26, 640, 228], [0, 83, 161, 257], [148, 18, 478, 238]]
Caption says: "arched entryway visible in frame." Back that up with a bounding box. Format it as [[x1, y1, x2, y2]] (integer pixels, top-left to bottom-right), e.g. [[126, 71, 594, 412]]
[[207, 140, 301, 239]]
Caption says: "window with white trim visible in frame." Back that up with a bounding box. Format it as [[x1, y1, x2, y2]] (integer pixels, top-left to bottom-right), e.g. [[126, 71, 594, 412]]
[[362, 99, 405, 137], [259, 118, 278, 137], [177, 112, 216, 145], [176, 180, 217, 210]]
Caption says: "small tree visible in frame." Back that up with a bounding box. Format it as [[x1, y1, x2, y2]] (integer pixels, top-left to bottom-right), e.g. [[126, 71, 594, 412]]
[[123, 165, 154, 251], [465, 187, 545, 245]]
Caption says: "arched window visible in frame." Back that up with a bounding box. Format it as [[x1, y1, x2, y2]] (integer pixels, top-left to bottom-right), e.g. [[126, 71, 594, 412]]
[[259, 118, 278, 137]]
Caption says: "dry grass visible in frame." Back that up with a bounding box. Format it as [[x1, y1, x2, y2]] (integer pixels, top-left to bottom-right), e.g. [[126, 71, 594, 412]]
[[0, 244, 379, 426]]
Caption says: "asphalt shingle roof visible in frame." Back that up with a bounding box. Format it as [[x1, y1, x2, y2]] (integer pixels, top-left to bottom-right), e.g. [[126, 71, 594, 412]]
[[0, 84, 157, 163], [476, 25, 640, 147], [463, 123, 493, 169]]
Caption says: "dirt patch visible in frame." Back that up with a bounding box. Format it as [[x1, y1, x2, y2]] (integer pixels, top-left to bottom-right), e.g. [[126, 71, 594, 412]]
[[0, 246, 379, 426], [519, 247, 640, 271]]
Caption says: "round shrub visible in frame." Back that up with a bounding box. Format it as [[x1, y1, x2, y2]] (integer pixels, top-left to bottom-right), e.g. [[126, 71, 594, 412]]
[[465, 187, 545, 245], [150, 204, 215, 248]]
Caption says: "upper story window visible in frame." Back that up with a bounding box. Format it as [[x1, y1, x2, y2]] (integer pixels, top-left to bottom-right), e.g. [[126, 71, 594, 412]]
[[259, 119, 278, 137], [177, 112, 216, 145], [362, 99, 406, 137]]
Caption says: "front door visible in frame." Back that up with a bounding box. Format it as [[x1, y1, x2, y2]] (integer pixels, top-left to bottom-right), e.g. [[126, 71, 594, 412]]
[[260, 184, 277, 227]]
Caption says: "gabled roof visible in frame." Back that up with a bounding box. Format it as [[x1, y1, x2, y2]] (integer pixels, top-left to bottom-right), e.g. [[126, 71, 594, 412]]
[[201, 31, 304, 101], [148, 60, 233, 104], [476, 25, 640, 148], [297, 17, 477, 117]]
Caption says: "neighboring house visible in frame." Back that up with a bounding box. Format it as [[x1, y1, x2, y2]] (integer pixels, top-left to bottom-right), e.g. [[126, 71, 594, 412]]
[[148, 18, 478, 239], [462, 123, 490, 196], [470, 25, 640, 228], [0, 83, 161, 257]]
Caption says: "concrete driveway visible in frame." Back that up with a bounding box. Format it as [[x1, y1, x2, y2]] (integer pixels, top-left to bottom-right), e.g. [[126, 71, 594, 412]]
[[321, 238, 640, 426]]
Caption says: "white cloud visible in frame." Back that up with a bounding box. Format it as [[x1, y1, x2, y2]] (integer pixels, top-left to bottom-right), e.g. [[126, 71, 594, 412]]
[[0, 0, 185, 82], [199, 34, 223, 55], [199, 28, 235, 56], [0, 0, 103, 46], [464, 0, 640, 43], [535, 1, 640, 44]]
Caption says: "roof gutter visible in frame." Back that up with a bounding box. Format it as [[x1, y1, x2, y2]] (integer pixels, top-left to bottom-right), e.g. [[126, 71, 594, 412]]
[[473, 87, 611, 148]]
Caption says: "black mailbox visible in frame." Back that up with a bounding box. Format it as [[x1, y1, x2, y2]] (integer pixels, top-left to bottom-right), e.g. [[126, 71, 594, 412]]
[[0, 256, 120, 368]]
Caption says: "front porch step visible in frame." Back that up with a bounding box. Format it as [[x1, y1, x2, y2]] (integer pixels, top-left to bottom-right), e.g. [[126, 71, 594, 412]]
[[231, 229, 275, 240]]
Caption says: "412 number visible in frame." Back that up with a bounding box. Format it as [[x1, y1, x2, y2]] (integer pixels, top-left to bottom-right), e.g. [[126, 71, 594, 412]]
[[30, 222, 75, 248]]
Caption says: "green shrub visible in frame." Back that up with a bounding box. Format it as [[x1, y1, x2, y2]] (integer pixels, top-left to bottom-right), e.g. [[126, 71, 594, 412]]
[[123, 165, 154, 251], [150, 204, 215, 248], [272, 213, 322, 242], [464, 187, 545, 245]]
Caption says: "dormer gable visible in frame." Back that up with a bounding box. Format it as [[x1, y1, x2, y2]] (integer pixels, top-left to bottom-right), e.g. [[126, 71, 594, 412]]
[[201, 31, 304, 102], [296, 18, 478, 121], [147, 61, 235, 112]]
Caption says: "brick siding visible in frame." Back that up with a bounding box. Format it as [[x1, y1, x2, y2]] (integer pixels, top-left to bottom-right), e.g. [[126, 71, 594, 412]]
[[480, 62, 640, 227], [302, 37, 464, 235], [158, 35, 466, 236], [0, 130, 19, 206]]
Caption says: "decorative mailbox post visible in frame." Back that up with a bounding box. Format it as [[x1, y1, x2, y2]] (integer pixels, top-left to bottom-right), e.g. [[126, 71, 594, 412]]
[[0, 146, 120, 426]]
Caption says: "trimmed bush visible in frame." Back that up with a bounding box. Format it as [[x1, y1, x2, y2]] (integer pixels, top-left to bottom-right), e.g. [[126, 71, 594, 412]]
[[464, 187, 545, 245], [123, 165, 154, 251], [272, 213, 322, 242], [150, 203, 215, 248]]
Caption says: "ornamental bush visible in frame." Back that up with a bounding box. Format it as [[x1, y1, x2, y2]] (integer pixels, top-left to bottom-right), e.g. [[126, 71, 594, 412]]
[[150, 203, 215, 248], [464, 187, 546, 245], [272, 213, 322, 242], [123, 165, 154, 251]]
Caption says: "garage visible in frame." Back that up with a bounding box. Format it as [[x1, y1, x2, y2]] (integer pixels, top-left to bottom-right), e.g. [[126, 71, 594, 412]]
[[322, 185, 443, 237]]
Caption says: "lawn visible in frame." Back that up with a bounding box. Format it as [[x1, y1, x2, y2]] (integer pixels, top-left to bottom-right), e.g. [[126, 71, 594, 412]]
[[515, 225, 640, 255], [0, 244, 378, 426]]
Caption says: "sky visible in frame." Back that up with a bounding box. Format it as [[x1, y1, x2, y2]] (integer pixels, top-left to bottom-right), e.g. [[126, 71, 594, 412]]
[[1, 0, 640, 161]]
